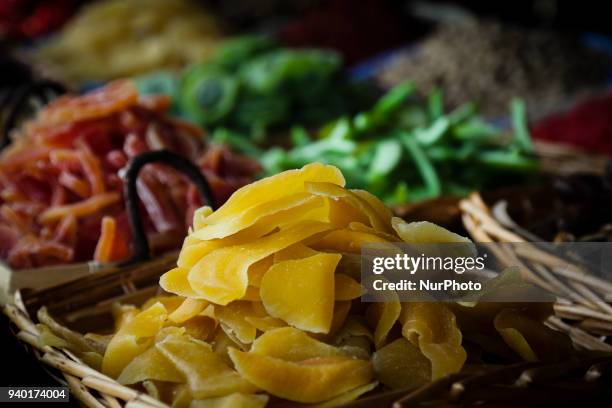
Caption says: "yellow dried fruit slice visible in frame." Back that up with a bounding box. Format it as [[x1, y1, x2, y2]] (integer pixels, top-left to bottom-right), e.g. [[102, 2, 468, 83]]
[[181, 316, 217, 342], [335, 253, 361, 281], [300, 196, 334, 225], [157, 335, 258, 399], [260, 252, 340, 333], [203, 163, 345, 226], [494, 309, 573, 362], [326, 197, 371, 228], [190, 393, 268, 408], [177, 222, 278, 270], [332, 337, 371, 360], [306, 182, 391, 233], [449, 303, 518, 360], [372, 338, 431, 389], [392, 218, 473, 245], [311, 381, 378, 408], [242, 286, 261, 301], [177, 241, 226, 271], [451, 265, 554, 360], [117, 344, 183, 385], [160, 267, 199, 298], [496, 313, 537, 361], [37, 308, 103, 354], [183, 233, 201, 247], [400, 302, 466, 380], [141, 296, 183, 314], [215, 302, 261, 344], [171, 385, 192, 408], [219, 322, 249, 347], [192, 206, 213, 230], [348, 222, 399, 242], [229, 348, 373, 403], [80, 352, 103, 371], [334, 274, 363, 300], [273, 243, 318, 263], [352, 189, 393, 224], [366, 291, 401, 349], [244, 316, 286, 332], [457, 267, 555, 311], [250, 302, 268, 317], [201, 304, 217, 321], [328, 301, 352, 337], [312, 229, 391, 254], [142, 380, 160, 400], [246, 256, 273, 288], [187, 221, 334, 305], [250, 327, 352, 361], [102, 302, 167, 377], [155, 327, 186, 341], [192, 192, 325, 240], [169, 299, 209, 324], [336, 317, 374, 344], [212, 329, 245, 365], [450, 268, 554, 360], [111, 304, 139, 331]]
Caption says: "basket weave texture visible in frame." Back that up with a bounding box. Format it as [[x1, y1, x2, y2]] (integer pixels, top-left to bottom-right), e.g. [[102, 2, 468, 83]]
[[3, 255, 175, 408], [460, 192, 612, 352]]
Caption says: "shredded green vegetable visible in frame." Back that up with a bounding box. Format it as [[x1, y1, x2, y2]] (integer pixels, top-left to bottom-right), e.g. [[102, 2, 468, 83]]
[[510, 98, 533, 153], [400, 132, 441, 198], [251, 81, 539, 204], [137, 35, 373, 142], [138, 62, 540, 203]]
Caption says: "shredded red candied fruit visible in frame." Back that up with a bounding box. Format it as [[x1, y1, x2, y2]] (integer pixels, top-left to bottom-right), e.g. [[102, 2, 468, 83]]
[[0, 80, 261, 269]]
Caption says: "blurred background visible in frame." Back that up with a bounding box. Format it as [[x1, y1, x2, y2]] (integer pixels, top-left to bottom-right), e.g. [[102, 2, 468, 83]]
[[4, 0, 612, 161]]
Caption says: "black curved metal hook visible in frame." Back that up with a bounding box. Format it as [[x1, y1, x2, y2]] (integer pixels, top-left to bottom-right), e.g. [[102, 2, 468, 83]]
[[1, 80, 66, 150], [123, 149, 217, 265]]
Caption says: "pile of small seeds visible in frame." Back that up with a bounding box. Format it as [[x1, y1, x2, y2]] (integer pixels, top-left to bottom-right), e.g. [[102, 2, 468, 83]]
[[378, 21, 610, 117]]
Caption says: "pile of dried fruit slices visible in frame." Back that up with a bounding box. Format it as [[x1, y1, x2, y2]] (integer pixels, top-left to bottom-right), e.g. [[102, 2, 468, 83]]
[[36, 163, 573, 407], [0, 81, 260, 268]]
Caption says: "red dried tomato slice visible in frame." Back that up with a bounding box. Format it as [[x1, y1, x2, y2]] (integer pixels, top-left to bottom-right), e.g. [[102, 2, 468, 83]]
[[39, 80, 138, 126]]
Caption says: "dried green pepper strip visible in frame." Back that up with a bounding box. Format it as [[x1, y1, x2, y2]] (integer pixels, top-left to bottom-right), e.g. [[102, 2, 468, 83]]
[[290, 126, 311, 147], [477, 150, 538, 171], [511, 98, 533, 153], [414, 117, 450, 146], [400, 132, 441, 198], [212, 128, 262, 157], [427, 88, 444, 120], [257, 82, 538, 204], [453, 118, 500, 141], [367, 139, 402, 181], [373, 81, 415, 117]]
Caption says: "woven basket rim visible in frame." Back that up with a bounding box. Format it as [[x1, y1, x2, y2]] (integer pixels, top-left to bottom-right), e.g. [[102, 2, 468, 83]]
[[5, 287, 612, 408], [459, 192, 612, 352]]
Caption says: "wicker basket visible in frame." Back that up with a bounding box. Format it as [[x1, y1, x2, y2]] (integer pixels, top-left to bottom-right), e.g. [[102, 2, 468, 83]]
[[5, 262, 612, 407], [535, 140, 609, 176], [460, 192, 612, 353], [3, 255, 176, 408], [3, 216, 612, 407], [345, 356, 612, 407]]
